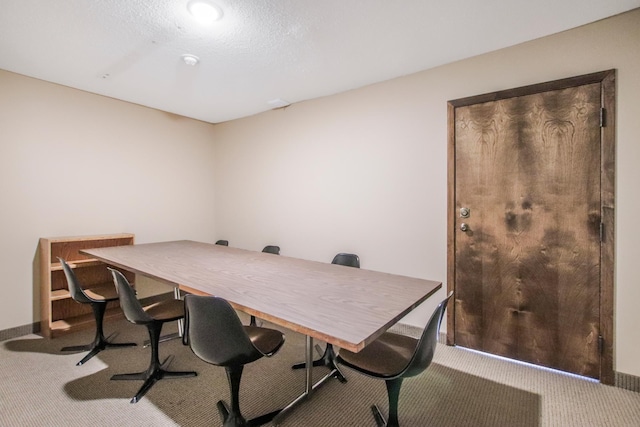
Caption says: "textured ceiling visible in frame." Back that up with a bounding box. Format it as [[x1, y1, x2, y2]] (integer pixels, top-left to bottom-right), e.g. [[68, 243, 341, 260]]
[[1, 1, 638, 123]]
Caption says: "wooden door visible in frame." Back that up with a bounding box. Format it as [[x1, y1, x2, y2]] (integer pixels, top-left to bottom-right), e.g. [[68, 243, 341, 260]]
[[447, 71, 615, 383]]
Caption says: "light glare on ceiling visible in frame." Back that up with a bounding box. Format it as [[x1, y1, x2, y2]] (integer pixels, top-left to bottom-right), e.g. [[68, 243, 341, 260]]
[[187, 0, 222, 24], [181, 54, 200, 66]]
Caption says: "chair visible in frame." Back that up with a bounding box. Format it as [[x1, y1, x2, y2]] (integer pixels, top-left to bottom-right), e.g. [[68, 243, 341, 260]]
[[216, 240, 229, 246], [291, 253, 360, 381], [58, 258, 136, 366], [331, 252, 360, 268], [108, 268, 197, 403], [183, 295, 285, 427], [249, 245, 281, 326], [261, 245, 280, 255], [336, 291, 453, 427]]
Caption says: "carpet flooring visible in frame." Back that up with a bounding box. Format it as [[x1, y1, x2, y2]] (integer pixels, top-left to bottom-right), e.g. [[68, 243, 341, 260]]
[[2, 316, 640, 426]]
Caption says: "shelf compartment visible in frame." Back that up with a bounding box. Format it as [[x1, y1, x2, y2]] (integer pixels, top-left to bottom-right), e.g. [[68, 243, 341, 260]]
[[50, 258, 104, 271], [50, 289, 71, 301], [39, 233, 135, 338]]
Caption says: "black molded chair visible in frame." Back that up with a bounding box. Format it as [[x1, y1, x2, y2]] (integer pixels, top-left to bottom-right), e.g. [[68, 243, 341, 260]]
[[291, 253, 360, 381], [108, 268, 197, 403], [58, 258, 136, 366], [261, 245, 280, 255], [216, 240, 229, 246], [249, 245, 281, 326], [183, 295, 285, 427], [336, 291, 453, 427], [331, 252, 360, 268]]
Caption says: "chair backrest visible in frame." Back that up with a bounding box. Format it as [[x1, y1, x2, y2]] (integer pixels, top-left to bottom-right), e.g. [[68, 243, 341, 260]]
[[401, 291, 453, 378], [262, 245, 280, 255], [58, 258, 91, 304], [331, 253, 360, 268], [183, 295, 260, 366], [108, 268, 153, 324], [215, 240, 229, 246]]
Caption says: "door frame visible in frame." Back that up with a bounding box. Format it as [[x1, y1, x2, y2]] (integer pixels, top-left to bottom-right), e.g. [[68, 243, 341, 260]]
[[446, 70, 616, 384]]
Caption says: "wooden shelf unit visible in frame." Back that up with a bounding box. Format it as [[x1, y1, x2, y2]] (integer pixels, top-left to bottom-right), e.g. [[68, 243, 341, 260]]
[[39, 233, 135, 338]]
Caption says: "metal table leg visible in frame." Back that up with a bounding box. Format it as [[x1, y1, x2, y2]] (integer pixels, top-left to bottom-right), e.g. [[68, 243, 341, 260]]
[[273, 336, 340, 425]]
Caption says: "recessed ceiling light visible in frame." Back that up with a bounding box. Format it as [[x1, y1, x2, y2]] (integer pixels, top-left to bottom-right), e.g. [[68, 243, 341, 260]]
[[267, 99, 291, 109], [187, 0, 222, 24], [181, 54, 200, 66]]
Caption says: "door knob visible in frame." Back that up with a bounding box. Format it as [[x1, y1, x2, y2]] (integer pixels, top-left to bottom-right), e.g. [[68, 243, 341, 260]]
[[460, 223, 469, 232]]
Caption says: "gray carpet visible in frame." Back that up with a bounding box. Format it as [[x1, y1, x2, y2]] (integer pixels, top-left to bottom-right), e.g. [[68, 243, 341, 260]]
[[2, 315, 640, 426]]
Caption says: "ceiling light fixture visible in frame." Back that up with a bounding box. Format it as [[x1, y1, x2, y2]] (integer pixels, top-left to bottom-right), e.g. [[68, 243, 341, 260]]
[[187, 0, 222, 24], [181, 54, 200, 66], [268, 99, 291, 109]]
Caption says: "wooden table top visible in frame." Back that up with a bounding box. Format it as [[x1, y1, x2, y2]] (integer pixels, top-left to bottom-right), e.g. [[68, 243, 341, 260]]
[[82, 240, 441, 352]]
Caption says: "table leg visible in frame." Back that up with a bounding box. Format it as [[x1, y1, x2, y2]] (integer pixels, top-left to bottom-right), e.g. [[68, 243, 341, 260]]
[[305, 335, 313, 394], [273, 335, 341, 425]]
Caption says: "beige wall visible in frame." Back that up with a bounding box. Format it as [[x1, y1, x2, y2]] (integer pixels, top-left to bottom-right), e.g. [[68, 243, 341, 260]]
[[0, 70, 218, 331], [212, 10, 640, 376]]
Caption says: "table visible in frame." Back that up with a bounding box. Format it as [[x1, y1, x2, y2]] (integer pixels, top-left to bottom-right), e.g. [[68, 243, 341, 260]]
[[81, 240, 441, 422]]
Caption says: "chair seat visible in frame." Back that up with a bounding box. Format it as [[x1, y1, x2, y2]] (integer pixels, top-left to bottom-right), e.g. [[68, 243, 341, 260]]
[[83, 281, 119, 302], [338, 332, 417, 378], [143, 299, 185, 322], [245, 326, 285, 356]]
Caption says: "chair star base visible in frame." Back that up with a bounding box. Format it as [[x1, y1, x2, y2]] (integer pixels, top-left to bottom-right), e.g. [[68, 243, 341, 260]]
[[62, 337, 137, 366], [111, 364, 197, 404], [60, 305, 136, 366], [217, 400, 281, 427], [371, 404, 389, 427]]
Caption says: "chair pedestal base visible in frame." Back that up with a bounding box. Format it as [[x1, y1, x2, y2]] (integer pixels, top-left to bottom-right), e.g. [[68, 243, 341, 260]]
[[371, 404, 389, 427], [111, 364, 197, 403], [291, 344, 347, 383], [110, 323, 196, 403], [218, 365, 281, 427], [60, 302, 136, 366], [62, 337, 136, 366], [217, 400, 281, 427], [367, 377, 402, 426]]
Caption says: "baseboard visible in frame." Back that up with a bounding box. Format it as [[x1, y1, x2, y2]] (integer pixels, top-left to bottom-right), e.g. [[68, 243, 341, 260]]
[[615, 371, 640, 393], [0, 322, 40, 342], [0, 291, 174, 343]]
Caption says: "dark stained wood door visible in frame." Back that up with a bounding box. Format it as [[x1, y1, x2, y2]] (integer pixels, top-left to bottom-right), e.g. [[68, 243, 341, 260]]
[[447, 71, 616, 382]]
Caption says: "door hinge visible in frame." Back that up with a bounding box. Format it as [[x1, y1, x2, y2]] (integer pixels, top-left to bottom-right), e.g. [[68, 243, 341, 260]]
[[598, 335, 604, 355], [600, 222, 604, 242], [600, 108, 606, 127]]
